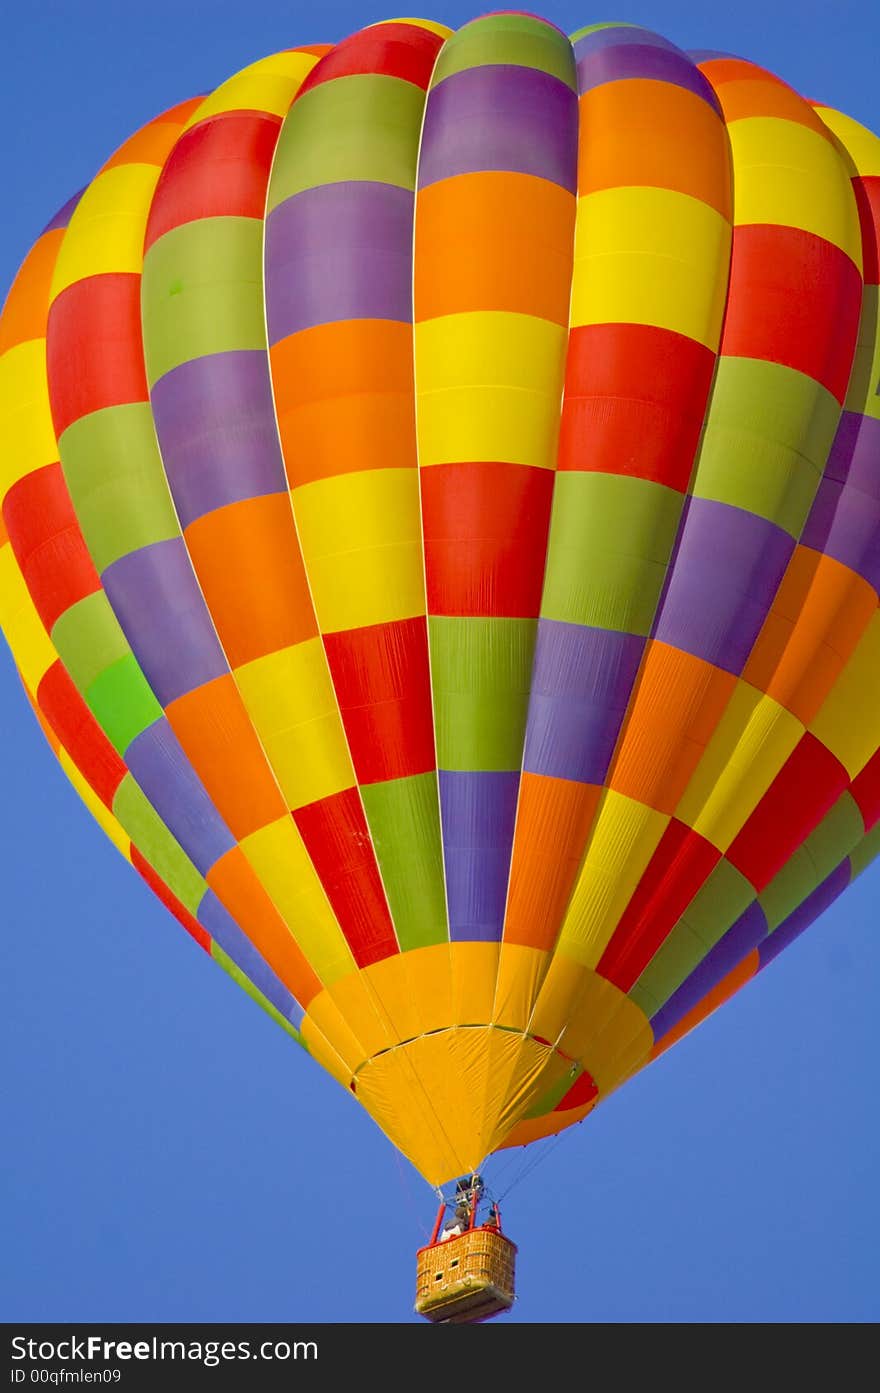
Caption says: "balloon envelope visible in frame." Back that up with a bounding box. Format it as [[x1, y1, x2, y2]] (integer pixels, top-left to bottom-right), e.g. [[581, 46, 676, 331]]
[[1, 15, 879, 1185]]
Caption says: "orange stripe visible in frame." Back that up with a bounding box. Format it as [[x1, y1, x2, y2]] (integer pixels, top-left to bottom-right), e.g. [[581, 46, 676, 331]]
[[184, 494, 318, 669], [648, 950, 759, 1061], [577, 79, 730, 215], [697, 57, 787, 87], [166, 674, 287, 838], [206, 845, 322, 1007], [712, 76, 836, 135], [0, 230, 65, 354], [101, 100, 204, 170], [743, 549, 876, 725], [495, 1097, 597, 1150], [270, 320, 416, 486], [609, 643, 737, 813], [504, 774, 602, 949], [415, 172, 575, 324]]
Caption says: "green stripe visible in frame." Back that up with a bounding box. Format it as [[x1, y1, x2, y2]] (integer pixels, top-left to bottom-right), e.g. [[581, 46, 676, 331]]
[[432, 21, 577, 90], [570, 22, 639, 42], [430, 616, 536, 770], [360, 772, 448, 950], [541, 472, 682, 634], [267, 75, 426, 209], [845, 286, 880, 422], [759, 792, 864, 929], [211, 943, 305, 1044], [849, 820, 880, 880], [142, 217, 266, 384], [59, 405, 180, 572], [629, 859, 755, 1016], [50, 591, 130, 694], [692, 359, 840, 538], [112, 773, 206, 914], [85, 656, 163, 755]]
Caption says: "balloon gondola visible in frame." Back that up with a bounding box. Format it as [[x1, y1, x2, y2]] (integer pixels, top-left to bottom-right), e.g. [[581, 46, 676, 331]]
[[1, 13, 879, 1319], [415, 1176, 516, 1324]]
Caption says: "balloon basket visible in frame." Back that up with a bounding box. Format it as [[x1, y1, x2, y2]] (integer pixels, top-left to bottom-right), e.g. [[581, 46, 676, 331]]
[[414, 1228, 517, 1324]]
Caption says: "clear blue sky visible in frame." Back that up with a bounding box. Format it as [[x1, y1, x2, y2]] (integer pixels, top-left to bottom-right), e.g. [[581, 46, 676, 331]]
[[1, 0, 878, 1325]]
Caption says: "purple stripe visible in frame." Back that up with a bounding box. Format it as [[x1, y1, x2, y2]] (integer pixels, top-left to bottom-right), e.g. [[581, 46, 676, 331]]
[[576, 43, 722, 114], [150, 351, 287, 529], [573, 26, 683, 57], [126, 718, 235, 875], [418, 65, 578, 192], [197, 890, 305, 1026], [758, 861, 851, 971], [41, 188, 85, 234], [800, 413, 880, 590], [264, 183, 414, 344], [801, 479, 880, 591], [439, 770, 519, 942], [687, 50, 742, 63], [654, 498, 794, 674], [102, 539, 227, 706], [822, 411, 880, 495], [650, 900, 768, 1040], [523, 621, 645, 783]]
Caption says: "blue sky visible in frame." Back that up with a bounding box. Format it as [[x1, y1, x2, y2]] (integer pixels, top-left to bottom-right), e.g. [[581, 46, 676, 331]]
[[1, 0, 878, 1325]]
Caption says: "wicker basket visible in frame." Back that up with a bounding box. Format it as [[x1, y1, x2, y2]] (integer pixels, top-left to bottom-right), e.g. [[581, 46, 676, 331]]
[[415, 1227, 517, 1324]]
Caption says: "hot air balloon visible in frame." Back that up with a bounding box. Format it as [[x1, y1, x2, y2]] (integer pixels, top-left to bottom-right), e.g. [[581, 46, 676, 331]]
[[1, 13, 879, 1324]]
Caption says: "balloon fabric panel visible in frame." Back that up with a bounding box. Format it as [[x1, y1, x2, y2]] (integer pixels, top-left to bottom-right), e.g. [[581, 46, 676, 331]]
[[1, 14, 879, 1185]]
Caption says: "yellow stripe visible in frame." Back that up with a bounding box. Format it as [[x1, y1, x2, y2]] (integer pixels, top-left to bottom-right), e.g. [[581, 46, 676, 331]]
[[0, 552, 57, 689], [528, 958, 654, 1094], [569, 185, 731, 348], [58, 748, 132, 858], [51, 164, 160, 297], [677, 681, 803, 849], [183, 51, 321, 126], [728, 117, 862, 266], [810, 608, 880, 777], [815, 106, 880, 177], [557, 792, 669, 967], [240, 817, 356, 986], [368, 17, 453, 37], [235, 638, 355, 808], [0, 342, 58, 495], [416, 310, 566, 468], [292, 468, 425, 631]]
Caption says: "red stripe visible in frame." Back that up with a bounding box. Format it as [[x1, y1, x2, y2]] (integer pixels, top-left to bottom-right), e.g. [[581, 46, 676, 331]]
[[421, 461, 554, 617], [323, 617, 435, 783], [853, 176, 880, 285], [720, 225, 862, 403], [36, 660, 127, 808], [726, 732, 850, 891], [558, 324, 716, 491], [292, 790, 398, 967], [144, 112, 282, 252], [848, 748, 880, 833], [553, 1069, 598, 1112], [47, 274, 148, 437], [297, 23, 444, 95], [3, 463, 101, 629], [597, 821, 721, 992], [131, 845, 212, 952]]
